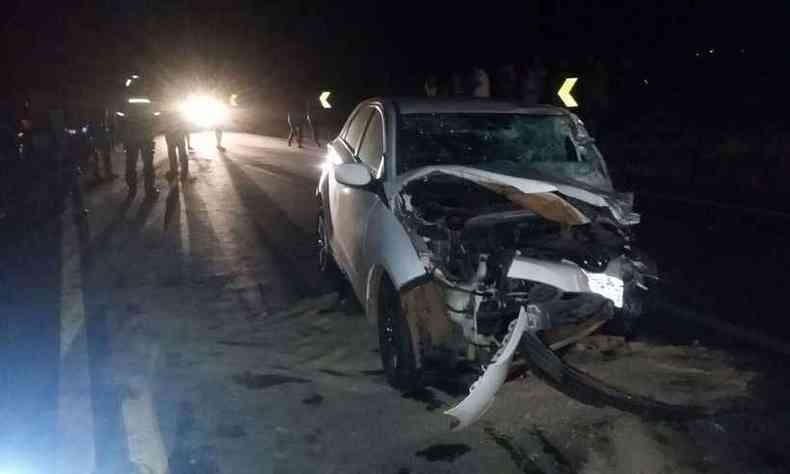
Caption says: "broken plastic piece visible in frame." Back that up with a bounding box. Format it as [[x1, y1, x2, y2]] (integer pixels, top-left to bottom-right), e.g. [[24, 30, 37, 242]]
[[605, 192, 641, 226], [444, 306, 529, 431]]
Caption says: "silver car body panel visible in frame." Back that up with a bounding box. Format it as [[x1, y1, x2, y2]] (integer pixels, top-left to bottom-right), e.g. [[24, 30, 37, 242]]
[[362, 200, 428, 295], [321, 101, 429, 309]]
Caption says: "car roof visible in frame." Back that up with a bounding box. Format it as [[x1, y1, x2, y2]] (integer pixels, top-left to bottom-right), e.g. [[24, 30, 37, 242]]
[[372, 97, 568, 115]]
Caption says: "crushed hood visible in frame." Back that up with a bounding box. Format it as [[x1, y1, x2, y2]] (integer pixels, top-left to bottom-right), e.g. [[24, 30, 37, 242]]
[[394, 165, 639, 226]]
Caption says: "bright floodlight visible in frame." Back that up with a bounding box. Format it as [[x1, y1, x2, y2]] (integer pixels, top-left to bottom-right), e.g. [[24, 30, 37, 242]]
[[179, 94, 229, 128]]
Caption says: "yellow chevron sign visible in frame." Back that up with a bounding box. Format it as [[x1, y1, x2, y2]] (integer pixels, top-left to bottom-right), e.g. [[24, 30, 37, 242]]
[[557, 77, 579, 108]]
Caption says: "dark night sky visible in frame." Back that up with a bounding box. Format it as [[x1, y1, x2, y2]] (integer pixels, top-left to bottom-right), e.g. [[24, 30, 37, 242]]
[[2, 1, 787, 117]]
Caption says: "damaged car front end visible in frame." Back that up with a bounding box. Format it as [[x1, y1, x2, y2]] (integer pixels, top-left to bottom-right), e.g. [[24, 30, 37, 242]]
[[319, 100, 668, 431], [394, 166, 655, 429], [389, 111, 657, 429]]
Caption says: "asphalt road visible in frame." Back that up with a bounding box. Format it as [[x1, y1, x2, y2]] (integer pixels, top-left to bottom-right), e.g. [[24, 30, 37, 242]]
[[1, 132, 789, 474]]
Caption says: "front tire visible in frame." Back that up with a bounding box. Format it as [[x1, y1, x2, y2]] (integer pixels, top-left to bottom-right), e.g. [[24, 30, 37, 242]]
[[317, 209, 343, 283], [317, 210, 332, 273], [377, 277, 422, 392]]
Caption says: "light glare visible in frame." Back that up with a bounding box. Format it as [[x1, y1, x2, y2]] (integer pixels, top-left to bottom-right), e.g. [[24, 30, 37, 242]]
[[179, 94, 229, 128]]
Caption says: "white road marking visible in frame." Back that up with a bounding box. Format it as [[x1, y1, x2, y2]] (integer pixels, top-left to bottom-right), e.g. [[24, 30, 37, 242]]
[[118, 144, 170, 474], [122, 376, 169, 474], [179, 187, 191, 270], [57, 155, 174, 474], [55, 212, 96, 474]]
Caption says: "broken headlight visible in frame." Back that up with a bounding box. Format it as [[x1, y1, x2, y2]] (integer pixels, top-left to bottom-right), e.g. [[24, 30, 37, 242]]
[[583, 271, 624, 308]]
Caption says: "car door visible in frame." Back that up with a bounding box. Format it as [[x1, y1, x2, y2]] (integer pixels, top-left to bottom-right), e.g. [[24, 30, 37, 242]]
[[328, 106, 373, 278], [333, 106, 386, 296]]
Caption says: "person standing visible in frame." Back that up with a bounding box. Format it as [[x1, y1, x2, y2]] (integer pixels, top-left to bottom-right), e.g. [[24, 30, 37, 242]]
[[520, 56, 548, 105], [450, 73, 464, 96], [62, 112, 89, 218], [424, 75, 439, 97], [120, 78, 158, 198], [495, 65, 518, 99], [84, 120, 101, 181], [94, 113, 116, 180], [185, 130, 194, 152], [215, 127, 225, 151], [212, 84, 228, 151], [164, 110, 190, 183], [470, 68, 491, 98], [287, 108, 303, 149]]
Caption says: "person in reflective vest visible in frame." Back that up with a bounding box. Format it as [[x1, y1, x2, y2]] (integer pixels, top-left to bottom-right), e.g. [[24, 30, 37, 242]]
[[120, 79, 158, 198]]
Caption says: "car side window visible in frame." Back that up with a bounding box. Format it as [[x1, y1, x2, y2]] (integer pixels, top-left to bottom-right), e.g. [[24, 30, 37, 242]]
[[357, 111, 384, 174], [344, 108, 373, 152]]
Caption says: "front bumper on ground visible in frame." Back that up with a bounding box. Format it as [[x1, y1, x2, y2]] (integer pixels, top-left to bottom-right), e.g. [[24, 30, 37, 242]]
[[443, 298, 615, 431], [445, 305, 531, 430]]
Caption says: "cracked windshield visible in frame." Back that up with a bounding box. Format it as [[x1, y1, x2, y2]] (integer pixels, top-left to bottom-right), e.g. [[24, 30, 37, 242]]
[[1, 1, 789, 473], [398, 113, 610, 188]]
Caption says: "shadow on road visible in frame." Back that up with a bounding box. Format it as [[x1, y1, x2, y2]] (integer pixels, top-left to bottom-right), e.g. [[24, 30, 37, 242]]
[[219, 153, 326, 299], [83, 195, 134, 270], [164, 184, 181, 231]]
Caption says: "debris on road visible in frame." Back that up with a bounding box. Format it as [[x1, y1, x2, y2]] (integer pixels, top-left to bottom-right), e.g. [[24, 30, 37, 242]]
[[415, 444, 471, 462], [232, 371, 310, 390], [262, 292, 339, 320]]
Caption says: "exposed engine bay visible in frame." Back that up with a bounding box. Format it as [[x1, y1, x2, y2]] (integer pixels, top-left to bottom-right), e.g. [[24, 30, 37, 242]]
[[393, 167, 658, 429]]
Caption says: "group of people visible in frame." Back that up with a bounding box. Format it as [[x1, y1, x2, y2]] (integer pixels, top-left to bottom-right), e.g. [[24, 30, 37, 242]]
[[422, 57, 612, 134], [423, 58, 551, 104], [0, 95, 98, 222], [0, 76, 225, 227], [120, 77, 226, 199]]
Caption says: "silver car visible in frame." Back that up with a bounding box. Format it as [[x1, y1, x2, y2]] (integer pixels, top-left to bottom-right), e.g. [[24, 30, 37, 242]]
[[316, 98, 655, 429]]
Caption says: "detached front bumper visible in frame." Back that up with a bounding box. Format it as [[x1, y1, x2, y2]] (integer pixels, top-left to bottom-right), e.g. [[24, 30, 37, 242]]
[[443, 255, 651, 430], [444, 305, 531, 430]]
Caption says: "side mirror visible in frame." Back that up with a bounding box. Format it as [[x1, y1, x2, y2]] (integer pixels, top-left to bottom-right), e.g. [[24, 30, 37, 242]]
[[334, 163, 372, 187]]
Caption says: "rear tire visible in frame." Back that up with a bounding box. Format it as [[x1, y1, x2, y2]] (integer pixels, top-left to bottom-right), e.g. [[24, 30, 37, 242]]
[[377, 277, 422, 392]]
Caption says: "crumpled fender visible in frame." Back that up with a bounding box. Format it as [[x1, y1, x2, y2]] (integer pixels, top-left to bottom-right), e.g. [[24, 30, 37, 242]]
[[444, 306, 530, 431]]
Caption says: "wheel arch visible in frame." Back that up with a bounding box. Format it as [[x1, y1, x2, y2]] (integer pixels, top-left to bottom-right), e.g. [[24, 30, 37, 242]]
[[369, 266, 428, 371]]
